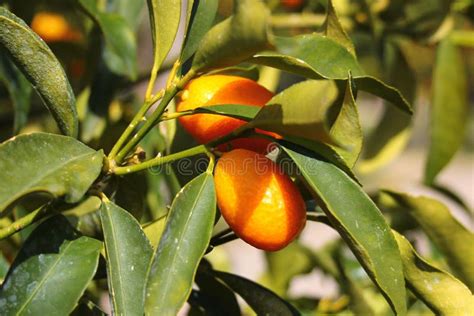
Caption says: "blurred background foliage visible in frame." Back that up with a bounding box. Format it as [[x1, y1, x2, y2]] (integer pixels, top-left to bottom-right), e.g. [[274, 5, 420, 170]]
[[0, 0, 472, 315]]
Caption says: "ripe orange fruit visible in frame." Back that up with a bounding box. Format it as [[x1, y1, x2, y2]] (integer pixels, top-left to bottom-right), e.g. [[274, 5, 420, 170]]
[[31, 12, 81, 43], [281, 0, 304, 10], [214, 149, 306, 251], [176, 75, 279, 154]]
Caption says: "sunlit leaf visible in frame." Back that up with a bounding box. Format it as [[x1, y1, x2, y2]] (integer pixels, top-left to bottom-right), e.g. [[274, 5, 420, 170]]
[[147, 0, 181, 72], [322, 0, 355, 56], [0, 216, 101, 315], [0, 133, 103, 214], [100, 201, 153, 316], [283, 147, 407, 315], [145, 172, 216, 315], [425, 37, 468, 184], [383, 190, 474, 289], [0, 7, 77, 137], [180, 0, 219, 64], [393, 230, 474, 314], [191, 0, 271, 72]]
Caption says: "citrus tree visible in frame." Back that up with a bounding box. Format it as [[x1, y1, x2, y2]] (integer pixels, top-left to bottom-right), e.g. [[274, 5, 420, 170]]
[[0, 0, 472, 315]]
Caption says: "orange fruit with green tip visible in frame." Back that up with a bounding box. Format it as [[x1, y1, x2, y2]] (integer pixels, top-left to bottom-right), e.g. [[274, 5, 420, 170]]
[[176, 75, 280, 154], [214, 149, 306, 251]]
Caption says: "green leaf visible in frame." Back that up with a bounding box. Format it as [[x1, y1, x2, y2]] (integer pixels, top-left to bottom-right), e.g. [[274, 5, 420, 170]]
[[265, 242, 314, 296], [393, 230, 474, 315], [191, 0, 271, 72], [79, 0, 137, 80], [0, 7, 77, 137], [383, 191, 474, 289], [0, 216, 102, 315], [329, 77, 362, 168], [147, 0, 181, 72], [282, 147, 407, 315], [250, 34, 412, 114], [214, 271, 300, 315], [193, 269, 241, 316], [113, 0, 145, 30], [180, 0, 219, 64], [425, 37, 468, 184], [145, 172, 216, 315], [142, 216, 167, 249], [0, 133, 103, 214], [100, 201, 153, 316], [321, 0, 355, 56], [250, 80, 338, 144], [0, 52, 32, 134], [194, 104, 261, 121], [358, 40, 415, 173]]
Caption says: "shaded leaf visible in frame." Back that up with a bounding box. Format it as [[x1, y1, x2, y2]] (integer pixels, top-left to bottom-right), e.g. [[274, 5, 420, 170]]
[[214, 271, 300, 315], [100, 201, 153, 316], [0, 216, 101, 315], [321, 0, 355, 56], [180, 0, 219, 64], [0, 133, 103, 214], [191, 0, 271, 72], [250, 34, 412, 114], [250, 80, 338, 144], [283, 147, 406, 315], [383, 190, 474, 289], [147, 0, 181, 72], [425, 37, 468, 184], [393, 230, 474, 315], [329, 77, 362, 168], [145, 172, 216, 315], [79, 0, 137, 80], [0, 52, 32, 134], [113, 0, 145, 31], [358, 40, 415, 173], [0, 7, 77, 137]]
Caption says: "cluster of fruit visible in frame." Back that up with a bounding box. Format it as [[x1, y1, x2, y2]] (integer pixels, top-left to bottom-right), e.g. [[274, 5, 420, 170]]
[[177, 75, 306, 251]]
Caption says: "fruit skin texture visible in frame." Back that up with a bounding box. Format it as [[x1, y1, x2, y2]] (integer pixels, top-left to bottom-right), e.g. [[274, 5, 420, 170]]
[[176, 75, 278, 154], [31, 12, 81, 43], [214, 149, 306, 251]]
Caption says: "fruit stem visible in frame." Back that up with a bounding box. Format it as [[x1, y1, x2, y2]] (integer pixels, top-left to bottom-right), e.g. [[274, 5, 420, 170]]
[[0, 204, 54, 240], [113, 144, 210, 176], [114, 69, 197, 164], [108, 89, 165, 160], [210, 232, 239, 247]]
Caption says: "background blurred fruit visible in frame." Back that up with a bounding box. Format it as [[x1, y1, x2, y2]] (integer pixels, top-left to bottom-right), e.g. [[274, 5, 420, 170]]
[[31, 12, 81, 43]]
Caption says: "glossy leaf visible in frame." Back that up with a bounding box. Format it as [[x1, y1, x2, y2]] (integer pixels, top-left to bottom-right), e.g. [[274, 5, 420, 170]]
[[383, 191, 474, 289], [147, 0, 181, 71], [425, 38, 468, 184], [322, 0, 355, 56], [283, 147, 407, 315], [79, 0, 137, 80], [250, 80, 338, 144], [100, 201, 153, 316], [250, 34, 412, 114], [329, 78, 362, 168], [145, 172, 216, 315], [180, 0, 219, 64], [0, 52, 32, 134], [0, 216, 101, 315], [0, 7, 77, 137], [194, 104, 261, 121], [0, 133, 103, 214], [393, 231, 474, 315], [214, 271, 300, 315], [191, 0, 271, 72]]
